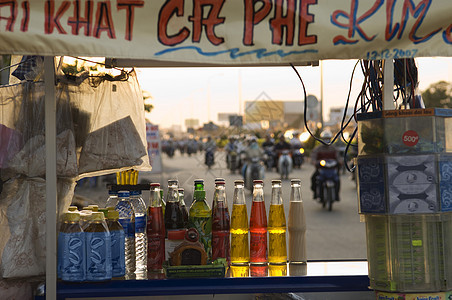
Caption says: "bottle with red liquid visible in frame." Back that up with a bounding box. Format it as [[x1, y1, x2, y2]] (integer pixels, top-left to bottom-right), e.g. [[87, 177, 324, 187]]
[[147, 183, 165, 272], [211, 180, 230, 264], [164, 180, 184, 234], [250, 180, 268, 276]]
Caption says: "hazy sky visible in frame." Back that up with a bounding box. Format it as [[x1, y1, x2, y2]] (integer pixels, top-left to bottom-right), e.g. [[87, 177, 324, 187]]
[[136, 58, 452, 130]]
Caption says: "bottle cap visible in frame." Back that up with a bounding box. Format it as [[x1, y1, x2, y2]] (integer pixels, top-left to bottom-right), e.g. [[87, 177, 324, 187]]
[[91, 212, 105, 222], [215, 178, 225, 183], [168, 179, 179, 186], [215, 180, 225, 185], [253, 180, 264, 184], [178, 188, 184, 192], [130, 190, 141, 196], [88, 205, 99, 212], [271, 180, 281, 184], [65, 212, 80, 222], [194, 179, 204, 185], [83, 206, 92, 211], [68, 206, 78, 212], [167, 229, 187, 240], [234, 180, 244, 185], [118, 190, 130, 198], [107, 210, 119, 220], [291, 179, 301, 185], [150, 183, 160, 188]]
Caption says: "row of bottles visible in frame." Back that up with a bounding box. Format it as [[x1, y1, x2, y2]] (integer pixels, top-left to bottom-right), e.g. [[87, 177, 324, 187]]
[[57, 207, 125, 281]]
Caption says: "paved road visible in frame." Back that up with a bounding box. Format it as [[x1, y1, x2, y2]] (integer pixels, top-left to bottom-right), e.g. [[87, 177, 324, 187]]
[[76, 150, 367, 260]]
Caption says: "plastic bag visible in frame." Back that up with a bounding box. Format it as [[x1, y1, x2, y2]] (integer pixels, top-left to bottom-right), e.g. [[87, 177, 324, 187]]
[[0, 177, 75, 278]]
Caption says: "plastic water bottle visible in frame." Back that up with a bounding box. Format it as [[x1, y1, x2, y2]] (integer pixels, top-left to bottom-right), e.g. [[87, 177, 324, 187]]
[[85, 212, 112, 281], [115, 190, 136, 276], [130, 189, 147, 274], [107, 210, 125, 278], [58, 212, 85, 281], [105, 188, 119, 208]]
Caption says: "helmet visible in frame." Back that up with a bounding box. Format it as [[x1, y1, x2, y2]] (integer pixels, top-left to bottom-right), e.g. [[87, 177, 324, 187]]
[[320, 130, 333, 141]]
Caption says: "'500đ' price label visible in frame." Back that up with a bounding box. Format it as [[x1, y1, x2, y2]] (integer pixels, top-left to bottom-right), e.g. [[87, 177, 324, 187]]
[[366, 48, 418, 60]]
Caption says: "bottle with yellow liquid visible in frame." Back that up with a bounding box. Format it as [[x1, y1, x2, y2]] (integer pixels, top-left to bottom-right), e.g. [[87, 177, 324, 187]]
[[268, 179, 287, 276], [230, 180, 249, 277]]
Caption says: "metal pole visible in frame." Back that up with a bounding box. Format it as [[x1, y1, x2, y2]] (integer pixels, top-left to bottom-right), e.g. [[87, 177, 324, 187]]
[[44, 56, 57, 300], [320, 60, 324, 129], [383, 60, 395, 110]]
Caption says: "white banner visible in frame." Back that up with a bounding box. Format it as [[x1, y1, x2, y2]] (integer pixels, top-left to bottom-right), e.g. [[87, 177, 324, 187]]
[[146, 123, 162, 174], [0, 0, 451, 64]]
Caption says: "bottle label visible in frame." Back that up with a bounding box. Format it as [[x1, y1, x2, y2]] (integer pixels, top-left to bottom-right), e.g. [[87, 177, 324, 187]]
[[212, 230, 230, 262], [58, 232, 85, 281], [119, 218, 135, 238], [189, 216, 212, 259], [250, 232, 268, 263], [85, 231, 112, 280], [110, 229, 125, 277], [135, 215, 146, 234], [147, 235, 165, 269]]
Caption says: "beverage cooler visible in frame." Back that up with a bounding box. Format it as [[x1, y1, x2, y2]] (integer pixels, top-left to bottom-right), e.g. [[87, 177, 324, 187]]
[[356, 108, 452, 299]]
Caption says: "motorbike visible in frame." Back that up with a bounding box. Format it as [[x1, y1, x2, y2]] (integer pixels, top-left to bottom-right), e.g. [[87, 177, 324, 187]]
[[227, 150, 238, 174], [263, 146, 275, 170], [205, 148, 215, 169], [292, 147, 305, 168], [244, 157, 265, 190], [278, 150, 293, 180], [315, 159, 340, 211]]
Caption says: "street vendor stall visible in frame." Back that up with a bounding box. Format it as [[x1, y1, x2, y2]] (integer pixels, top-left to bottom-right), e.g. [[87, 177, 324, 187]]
[[1, 1, 452, 299]]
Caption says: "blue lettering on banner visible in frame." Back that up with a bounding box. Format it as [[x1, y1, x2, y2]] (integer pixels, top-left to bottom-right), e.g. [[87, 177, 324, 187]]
[[155, 46, 318, 59]]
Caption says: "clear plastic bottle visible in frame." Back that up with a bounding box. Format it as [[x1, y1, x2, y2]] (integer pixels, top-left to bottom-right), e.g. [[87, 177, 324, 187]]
[[268, 179, 287, 276], [288, 179, 307, 276], [211, 180, 230, 264], [130, 189, 147, 274], [178, 188, 189, 228], [230, 180, 249, 270], [147, 183, 166, 272], [188, 179, 212, 260], [85, 212, 112, 281], [115, 190, 136, 276], [107, 210, 125, 278], [58, 212, 85, 281], [105, 188, 119, 208], [250, 180, 268, 275]]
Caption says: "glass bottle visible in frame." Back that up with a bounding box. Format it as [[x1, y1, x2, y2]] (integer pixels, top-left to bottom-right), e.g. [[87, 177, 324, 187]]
[[107, 210, 125, 278], [178, 188, 189, 228], [250, 180, 267, 266], [130, 189, 147, 274], [268, 179, 287, 276], [288, 179, 307, 276], [164, 180, 184, 233], [85, 212, 112, 281], [188, 179, 212, 260], [58, 212, 85, 282], [115, 190, 136, 277], [147, 183, 166, 272], [211, 180, 230, 264], [230, 180, 249, 270], [160, 189, 166, 216]]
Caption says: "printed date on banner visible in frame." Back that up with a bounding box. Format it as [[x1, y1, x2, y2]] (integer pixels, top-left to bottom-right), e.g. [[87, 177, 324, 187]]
[[366, 48, 418, 60]]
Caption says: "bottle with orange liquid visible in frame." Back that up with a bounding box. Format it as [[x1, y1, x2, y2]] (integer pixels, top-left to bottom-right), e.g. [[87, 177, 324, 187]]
[[147, 183, 165, 272], [288, 179, 307, 276], [230, 180, 249, 277], [211, 180, 230, 264], [249, 180, 268, 277], [268, 179, 287, 276]]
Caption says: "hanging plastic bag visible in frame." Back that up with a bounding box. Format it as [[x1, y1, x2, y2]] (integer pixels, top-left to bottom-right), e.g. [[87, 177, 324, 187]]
[[0, 177, 75, 278]]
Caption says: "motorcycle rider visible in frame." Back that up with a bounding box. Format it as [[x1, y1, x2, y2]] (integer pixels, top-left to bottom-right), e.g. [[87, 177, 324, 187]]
[[290, 132, 302, 148], [274, 135, 292, 177], [241, 137, 265, 185], [225, 136, 238, 169], [262, 134, 275, 169], [310, 130, 341, 200], [204, 136, 216, 167]]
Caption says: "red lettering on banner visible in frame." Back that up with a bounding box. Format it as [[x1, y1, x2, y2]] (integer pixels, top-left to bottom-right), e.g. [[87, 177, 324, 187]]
[[158, 0, 189, 46], [45, 0, 70, 34], [117, 0, 143, 41], [269, 0, 296, 45], [402, 0, 440, 44], [93, 1, 115, 39], [0, 0, 17, 32], [298, 0, 316, 45], [67, 0, 93, 36], [243, 0, 272, 46], [20, 0, 29, 32], [189, 0, 225, 45]]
